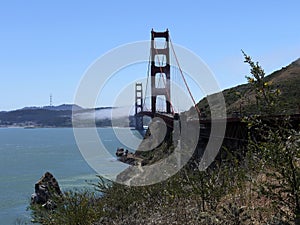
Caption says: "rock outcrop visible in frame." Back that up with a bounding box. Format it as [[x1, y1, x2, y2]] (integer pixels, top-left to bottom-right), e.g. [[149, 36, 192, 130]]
[[31, 172, 62, 209]]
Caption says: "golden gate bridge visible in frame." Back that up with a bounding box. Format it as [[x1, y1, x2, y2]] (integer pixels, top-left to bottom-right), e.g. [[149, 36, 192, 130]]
[[134, 29, 300, 142]]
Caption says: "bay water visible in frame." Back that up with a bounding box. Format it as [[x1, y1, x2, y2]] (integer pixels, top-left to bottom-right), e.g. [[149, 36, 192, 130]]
[[0, 127, 143, 225]]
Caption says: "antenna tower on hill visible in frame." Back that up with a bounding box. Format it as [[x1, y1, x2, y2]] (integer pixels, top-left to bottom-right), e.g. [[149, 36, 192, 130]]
[[50, 94, 53, 106]]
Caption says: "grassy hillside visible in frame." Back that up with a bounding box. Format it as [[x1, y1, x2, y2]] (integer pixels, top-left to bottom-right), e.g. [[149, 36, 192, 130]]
[[197, 58, 300, 117]]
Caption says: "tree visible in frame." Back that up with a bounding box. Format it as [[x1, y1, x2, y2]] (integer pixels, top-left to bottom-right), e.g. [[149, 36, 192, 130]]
[[243, 51, 300, 223]]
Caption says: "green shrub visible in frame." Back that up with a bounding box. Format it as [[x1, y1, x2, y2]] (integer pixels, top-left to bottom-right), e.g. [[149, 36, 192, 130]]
[[30, 189, 103, 225]]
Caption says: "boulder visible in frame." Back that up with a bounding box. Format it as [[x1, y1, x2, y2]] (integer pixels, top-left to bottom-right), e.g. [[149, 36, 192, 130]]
[[31, 172, 62, 209]]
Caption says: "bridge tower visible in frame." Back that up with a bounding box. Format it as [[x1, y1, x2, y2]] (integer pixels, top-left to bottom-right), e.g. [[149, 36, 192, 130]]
[[135, 82, 144, 130], [151, 29, 171, 116]]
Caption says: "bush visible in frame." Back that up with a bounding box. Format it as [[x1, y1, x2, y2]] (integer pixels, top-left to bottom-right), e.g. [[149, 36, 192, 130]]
[[30, 189, 103, 225]]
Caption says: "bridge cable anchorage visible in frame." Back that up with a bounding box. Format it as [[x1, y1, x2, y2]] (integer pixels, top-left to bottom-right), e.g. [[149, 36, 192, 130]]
[[169, 37, 201, 117], [152, 31, 175, 115]]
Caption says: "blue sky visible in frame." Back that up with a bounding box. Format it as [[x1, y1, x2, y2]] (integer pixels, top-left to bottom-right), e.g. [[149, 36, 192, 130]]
[[0, 0, 299, 111]]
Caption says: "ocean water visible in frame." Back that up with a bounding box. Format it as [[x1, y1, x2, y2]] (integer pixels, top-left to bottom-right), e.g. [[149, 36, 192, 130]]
[[0, 127, 143, 225]]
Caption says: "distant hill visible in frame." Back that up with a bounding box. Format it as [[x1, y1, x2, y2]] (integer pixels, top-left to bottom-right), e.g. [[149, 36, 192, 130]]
[[21, 104, 84, 112], [43, 104, 84, 111], [0, 105, 132, 127], [197, 58, 300, 117], [0, 108, 72, 127]]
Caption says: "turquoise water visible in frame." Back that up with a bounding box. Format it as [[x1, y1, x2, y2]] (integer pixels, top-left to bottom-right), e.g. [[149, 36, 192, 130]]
[[0, 127, 143, 225]]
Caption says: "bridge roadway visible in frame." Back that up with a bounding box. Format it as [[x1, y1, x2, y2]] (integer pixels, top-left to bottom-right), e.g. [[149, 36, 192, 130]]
[[138, 111, 300, 142]]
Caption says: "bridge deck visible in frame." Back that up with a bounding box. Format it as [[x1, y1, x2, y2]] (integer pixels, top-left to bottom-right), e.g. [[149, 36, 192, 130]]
[[137, 111, 300, 141]]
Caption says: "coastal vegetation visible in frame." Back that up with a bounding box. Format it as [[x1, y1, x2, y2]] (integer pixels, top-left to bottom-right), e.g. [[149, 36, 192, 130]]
[[30, 54, 300, 224]]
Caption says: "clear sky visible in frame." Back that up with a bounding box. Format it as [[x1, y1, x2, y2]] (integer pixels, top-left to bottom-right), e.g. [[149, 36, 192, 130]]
[[1, 0, 299, 111]]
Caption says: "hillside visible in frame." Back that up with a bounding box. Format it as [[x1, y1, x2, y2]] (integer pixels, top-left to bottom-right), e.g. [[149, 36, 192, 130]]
[[0, 108, 72, 127], [197, 58, 300, 117], [0, 105, 133, 127], [21, 104, 84, 111]]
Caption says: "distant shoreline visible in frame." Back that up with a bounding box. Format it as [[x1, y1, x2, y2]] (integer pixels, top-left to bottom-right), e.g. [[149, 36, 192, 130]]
[[0, 125, 135, 129]]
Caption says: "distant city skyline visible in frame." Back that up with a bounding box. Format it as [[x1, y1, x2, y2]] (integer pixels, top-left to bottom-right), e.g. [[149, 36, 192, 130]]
[[1, 1, 299, 111]]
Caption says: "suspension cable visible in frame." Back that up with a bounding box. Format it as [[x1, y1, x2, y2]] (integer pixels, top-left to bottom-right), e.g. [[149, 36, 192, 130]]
[[169, 37, 201, 116], [143, 54, 151, 111]]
